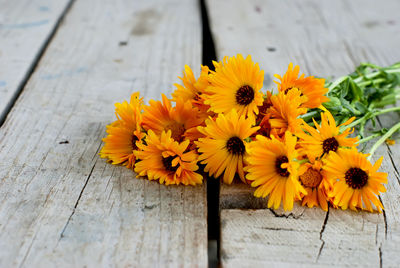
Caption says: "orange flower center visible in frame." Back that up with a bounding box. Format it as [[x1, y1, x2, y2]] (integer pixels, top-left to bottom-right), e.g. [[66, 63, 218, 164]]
[[275, 156, 289, 177], [236, 85, 254, 105], [299, 168, 322, 188], [165, 122, 186, 142], [323, 137, 339, 154], [345, 167, 368, 189]]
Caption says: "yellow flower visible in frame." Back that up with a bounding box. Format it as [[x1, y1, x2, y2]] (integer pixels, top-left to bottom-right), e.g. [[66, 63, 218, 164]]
[[195, 110, 259, 184], [245, 132, 306, 211], [134, 130, 203, 185], [323, 148, 387, 212], [274, 63, 329, 108], [263, 88, 307, 138], [298, 160, 331, 211], [204, 54, 264, 122], [142, 94, 204, 142], [298, 111, 359, 161], [172, 65, 210, 109], [100, 92, 144, 169]]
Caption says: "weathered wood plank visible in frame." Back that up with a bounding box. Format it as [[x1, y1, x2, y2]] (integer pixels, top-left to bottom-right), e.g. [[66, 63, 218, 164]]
[[207, 0, 399, 78], [220, 180, 267, 209], [0, 0, 72, 123], [0, 0, 207, 267], [206, 0, 400, 266], [220, 207, 385, 267], [374, 111, 400, 268]]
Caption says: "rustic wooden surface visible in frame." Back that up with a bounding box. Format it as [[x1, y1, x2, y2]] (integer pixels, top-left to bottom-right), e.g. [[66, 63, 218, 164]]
[[206, 0, 400, 267], [0, 0, 72, 123], [0, 0, 207, 267], [1, 0, 400, 266]]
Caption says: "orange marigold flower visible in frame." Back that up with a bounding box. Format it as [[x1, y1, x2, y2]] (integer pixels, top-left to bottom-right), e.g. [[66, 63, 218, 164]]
[[265, 88, 307, 138], [297, 111, 359, 161], [323, 148, 387, 212], [204, 54, 264, 122], [298, 160, 332, 211], [100, 92, 145, 169], [195, 110, 259, 184], [142, 94, 204, 142], [245, 132, 307, 211], [134, 130, 203, 185], [172, 65, 211, 115], [275, 63, 329, 108]]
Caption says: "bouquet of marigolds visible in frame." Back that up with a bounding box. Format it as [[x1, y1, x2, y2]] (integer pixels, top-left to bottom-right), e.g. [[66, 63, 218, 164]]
[[100, 54, 400, 213]]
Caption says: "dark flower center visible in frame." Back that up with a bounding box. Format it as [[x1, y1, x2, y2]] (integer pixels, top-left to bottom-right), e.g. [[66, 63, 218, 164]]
[[236, 85, 254, 105], [323, 137, 339, 154], [256, 98, 272, 123], [345, 167, 368, 189], [132, 135, 139, 150], [284, 87, 293, 94], [275, 156, 290, 177], [226, 136, 246, 155], [299, 168, 323, 188], [194, 92, 202, 101], [284, 87, 303, 96], [162, 156, 179, 172]]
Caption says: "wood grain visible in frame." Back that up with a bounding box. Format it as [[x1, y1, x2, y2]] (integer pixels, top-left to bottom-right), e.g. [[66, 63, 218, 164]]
[[0, 0, 72, 124], [220, 207, 385, 267], [0, 0, 207, 266], [205, 0, 400, 266], [220, 181, 268, 209]]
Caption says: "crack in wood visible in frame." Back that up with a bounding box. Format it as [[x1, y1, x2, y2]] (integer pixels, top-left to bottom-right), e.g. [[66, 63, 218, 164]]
[[268, 208, 304, 219], [379, 196, 388, 240], [316, 208, 329, 262], [386, 148, 400, 186], [258, 226, 317, 233], [376, 117, 400, 186], [59, 162, 97, 240]]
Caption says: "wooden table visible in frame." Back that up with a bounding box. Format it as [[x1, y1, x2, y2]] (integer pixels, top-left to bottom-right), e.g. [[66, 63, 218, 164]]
[[0, 0, 399, 267]]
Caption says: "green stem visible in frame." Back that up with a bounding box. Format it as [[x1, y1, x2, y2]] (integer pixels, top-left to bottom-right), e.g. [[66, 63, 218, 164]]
[[345, 113, 372, 130], [353, 67, 400, 84], [356, 78, 387, 88], [374, 106, 400, 116], [356, 133, 381, 144], [296, 159, 309, 165], [344, 106, 400, 131], [328, 76, 349, 91], [368, 122, 400, 160], [299, 110, 320, 121]]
